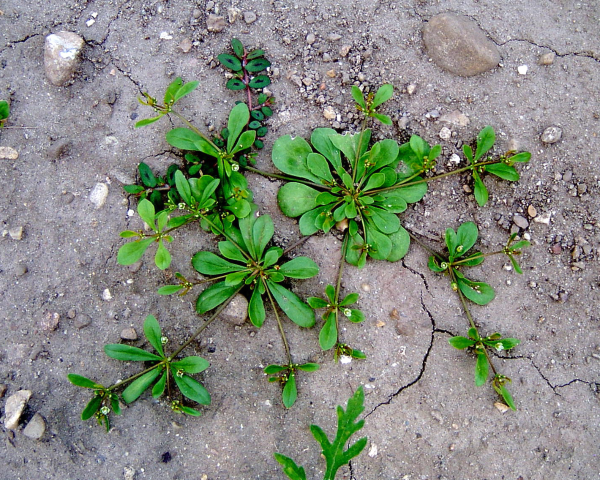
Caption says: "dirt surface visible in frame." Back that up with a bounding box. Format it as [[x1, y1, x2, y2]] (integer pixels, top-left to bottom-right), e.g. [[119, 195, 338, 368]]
[[1, 1, 599, 479]]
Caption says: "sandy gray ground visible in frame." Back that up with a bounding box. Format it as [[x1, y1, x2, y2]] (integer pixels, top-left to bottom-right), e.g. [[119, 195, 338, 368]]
[[1, 1, 599, 479]]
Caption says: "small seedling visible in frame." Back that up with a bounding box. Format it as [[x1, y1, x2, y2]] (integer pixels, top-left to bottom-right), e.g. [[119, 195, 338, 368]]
[[275, 386, 367, 480], [264, 362, 320, 408]]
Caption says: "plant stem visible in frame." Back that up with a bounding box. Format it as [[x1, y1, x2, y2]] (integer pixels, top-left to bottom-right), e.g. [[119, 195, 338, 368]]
[[334, 234, 349, 343], [351, 118, 368, 184], [264, 279, 292, 365], [169, 285, 244, 360], [450, 269, 477, 331], [405, 228, 445, 261], [283, 234, 313, 255]]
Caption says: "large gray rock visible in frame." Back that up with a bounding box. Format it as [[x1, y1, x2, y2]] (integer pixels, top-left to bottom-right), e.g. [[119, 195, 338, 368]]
[[422, 13, 500, 76], [44, 31, 85, 86]]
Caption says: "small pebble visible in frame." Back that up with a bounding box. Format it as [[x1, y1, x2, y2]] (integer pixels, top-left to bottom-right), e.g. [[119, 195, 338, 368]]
[[406, 84, 416, 95], [494, 402, 510, 413], [541, 126, 562, 144], [178, 38, 193, 53], [439, 127, 452, 140], [120, 327, 138, 341], [124, 466, 136, 480], [328, 33, 342, 41], [192, 8, 202, 19], [533, 212, 551, 225], [220, 293, 248, 326], [89, 183, 109, 208], [159, 31, 173, 40], [206, 14, 226, 32], [517, 65, 528, 75], [0, 146, 19, 159], [527, 205, 537, 217], [4, 390, 32, 430], [0, 384, 6, 398], [360, 283, 371, 293], [306, 33, 316, 45], [326, 69, 336, 78], [243, 11, 257, 24], [551, 244, 562, 255], [40, 311, 60, 331], [227, 7, 241, 23], [74, 314, 92, 329], [9, 226, 24, 240], [102, 288, 113, 301], [513, 214, 529, 229], [23, 413, 46, 440], [44, 31, 85, 86], [539, 52, 555, 65], [323, 106, 336, 120], [340, 45, 351, 57]]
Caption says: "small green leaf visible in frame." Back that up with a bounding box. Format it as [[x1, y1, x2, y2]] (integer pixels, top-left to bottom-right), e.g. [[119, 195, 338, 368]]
[[279, 257, 319, 279], [246, 58, 271, 72], [135, 116, 163, 128], [231, 38, 244, 58], [249, 285, 266, 327], [68, 374, 103, 389], [192, 251, 244, 275], [175, 170, 193, 206], [137, 198, 156, 228], [486, 163, 520, 181], [277, 183, 320, 217], [180, 405, 202, 416], [123, 185, 145, 195], [456, 275, 495, 305], [297, 363, 320, 372], [196, 281, 239, 314], [249, 75, 271, 89], [319, 311, 338, 351], [164, 77, 183, 104], [231, 130, 256, 154], [367, 206, 400, 234], [264, 364, 287, 374], [174, 81, 200, 102], [247, 49, 265, 60], [122, 368, 162, 403], [448, 336, 477, 349], [386, 226, 410, 262], [219, 240, 247, 262], [227, 102, 250, 152], [166, 128, 220, 157], [307, 297, 328, 309], [171, 356, 210, 374], [261, 106, 273, 117], [104, 344, 162, 362], [372, 84, 393, 108], [455, 222, 479, 257], [252, 214, 275, 259], [506, 151, 531, 164], [152, 371, 167, 398], [0, 100, 10, 121], [217, 54, 242, 71], [155, 240, 171, 270], [340, 293, 359, 306], [497, 338, 521, 350], [307, 153, 334, 182], [267, 281, 315, 328], [475, 353, 489, 386], [372, 113, 392, 125], [282, 372, 297, 408], [498, 385, 516, 410], [172, 372, 211, 405], [117, 237, 155, 265], [345, 309, 365, 323], [351, 86, 366, 109], [81, 396, 103, 420], [143, 315, 165, 357], [474, 126, 495, 161], [226, 78, 247, 90], [138, 162, 157, 188], [274, 453, 307, 480], [272, 135, 321, 183], [473, 174, 489, 206]]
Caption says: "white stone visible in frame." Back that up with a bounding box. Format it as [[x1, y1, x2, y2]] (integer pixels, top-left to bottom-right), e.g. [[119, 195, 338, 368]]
[[323, 106, 336, 120], [102, 288, 113, 301], [0, 146, 19, 159], [44, 31, 85, 86], [90, 183, 109, 208], [368, 443, 378, 457], [4, 390, 32, 430], [8, 226, 23, 240], [159, 32, 173, 40], [517, 65, 528, 75], [439, 127, 452, 140]]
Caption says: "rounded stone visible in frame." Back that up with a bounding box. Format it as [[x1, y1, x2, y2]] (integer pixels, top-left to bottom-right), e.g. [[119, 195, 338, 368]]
[[220, 293, 248, 326], [4, 390, 32, 430], [243, 11, 257, 24], [44, 31, 85, 86], [23, 413, 46, 440], [541, 126, 562, 144], [422, 13, 500, 77], [513, 214, 529, 229], [120, 327, 138, 340]]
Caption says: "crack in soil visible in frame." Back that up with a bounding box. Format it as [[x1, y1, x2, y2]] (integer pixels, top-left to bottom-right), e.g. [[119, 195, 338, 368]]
[[401, 258, 430, 293], [495, 38, 600, 63], [0, 33, 42, 55]]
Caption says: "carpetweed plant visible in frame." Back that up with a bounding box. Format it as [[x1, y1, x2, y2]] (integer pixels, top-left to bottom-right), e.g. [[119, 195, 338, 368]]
[[275, 386, 367, 480], [68, 37, 532, 435], [0, 100, 9, 128]]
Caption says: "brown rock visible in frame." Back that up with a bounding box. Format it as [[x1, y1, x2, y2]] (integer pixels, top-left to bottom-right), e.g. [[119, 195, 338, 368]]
[[44, 31, 84, 86], [207, 14, 226, 32], [422, 13, 500, 76]]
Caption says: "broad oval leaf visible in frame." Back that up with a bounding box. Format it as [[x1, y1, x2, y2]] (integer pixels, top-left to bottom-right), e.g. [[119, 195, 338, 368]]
[[456, 276, 495, 305], [172, 373, 211, 405], [155, 240, 171, 270], [474, 126, 495, 161], [137, 198, 156, 228], [246, 58, 271, 72], [196, 281, 239, 314], [117, 238, 155, 265], [227, 102, 250, 152], [267, 281, 315, 328], [68, 374, 103, 389], [249, 285, 266, 328], [143, 315, 165, 357], [253, 214, 275, 259], [485, 163, 519, 181], [122, 368, 162, 403], [367, 206, 400, 234], [138, 162, 157, 188], [311, 128, 342, 169], [231, 38, 244, 57], [279, 257, 319, 279], [272, 135, 321, 182], [173, 81, 200, 102], [475, 353, 489, 386], [217, 53, 242, 71], [192, 251, 244, 275], [226, 78, 247, 90], [171, 356, 210, 374], [282, 372, 297, 408], [249, 75, 271, 89], [81, 395, 103, 420], [448, 336, 477, 349], [372, 84, 393, 108], [319, 311, 337, 351], [307, 153, 334, 182], [277, 182, 320, 217]]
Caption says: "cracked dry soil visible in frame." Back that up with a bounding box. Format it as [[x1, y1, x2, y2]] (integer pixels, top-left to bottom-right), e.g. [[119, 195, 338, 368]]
[[1, 1, 599, 479]]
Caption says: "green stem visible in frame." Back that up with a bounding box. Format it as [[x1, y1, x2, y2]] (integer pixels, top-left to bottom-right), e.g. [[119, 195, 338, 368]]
[[200, 214, 255, 264], [283, 234, 314, 255], [351, 118, 369, 184], [450, 269, 477, 331], [168, 285, 244, 360], [451, 250, 506, 266], [107, 363, 164, 392], [264, 279, 292, 365], [405, 228, 445, 261], [334, 234, 349, 343]]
